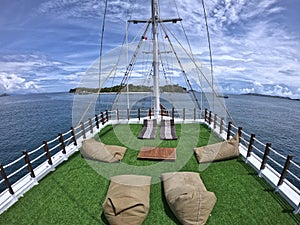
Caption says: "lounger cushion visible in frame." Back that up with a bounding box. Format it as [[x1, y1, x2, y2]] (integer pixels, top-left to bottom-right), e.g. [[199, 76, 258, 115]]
[[138, 119, 157, 139], [160, 119, 178, 140], [81, 139, 127, 162], [194, 134, 239, 163], [103, 175, 151, 225], [161, 172, 216, 225]]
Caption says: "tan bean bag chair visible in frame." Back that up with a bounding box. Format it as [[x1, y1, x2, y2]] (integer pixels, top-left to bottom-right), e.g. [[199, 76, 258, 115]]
[[161, 172, 216, 225], [103, 175, 151, 225], [81, 139, 127, 162], [194, 134, 239, 163]]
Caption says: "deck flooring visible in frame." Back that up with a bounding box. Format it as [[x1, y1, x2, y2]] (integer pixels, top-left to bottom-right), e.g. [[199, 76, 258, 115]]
[[0, 124, 299, 225]]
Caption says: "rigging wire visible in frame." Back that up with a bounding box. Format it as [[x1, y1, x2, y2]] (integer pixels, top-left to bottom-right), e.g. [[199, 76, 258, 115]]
[[112, 22, 152, 106], [173, 0, 203, 109], [74, 0, 109, 126], [98, 0, 109, 110], [162, 24, 235, 123], [160, 23, 202, 111], [201, 0, 215, 110]]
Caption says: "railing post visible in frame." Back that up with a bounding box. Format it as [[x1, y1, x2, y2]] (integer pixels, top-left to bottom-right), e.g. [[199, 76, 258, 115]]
[[204, 109, 208, 122], [238, 127, 242, 143], [138, 108, 140, 121], [100, 112, 104, 125], [23, 151, 35, 178], [80, 122, 86, 139], [213, 114, 217, 129], [43, 141, 53, 165], [183, 108, 185, 121], [127, 108, 130, 120], [294, 203, 300, 214], [71, 127, 77, 146], [208, 111, 212, 125], [117, 109, 119, 120], [58, 133, 66, 154], [95, 115, 99, 129], [277, 155, 293, 188], [172, 107, 175, 119], [247, 134, 255, 158], [194, 108, 196, 120], [105, 109, 109, 122], [226, 121, 232, 140], [88, 118, 93, 134], [220, 117, 224, 134], [259, 143, 272, 176], [0, 164, 14, 195]]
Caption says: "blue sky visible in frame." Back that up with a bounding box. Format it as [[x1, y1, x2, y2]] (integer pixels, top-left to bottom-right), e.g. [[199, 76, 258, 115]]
[[0, 0, 299, 99]]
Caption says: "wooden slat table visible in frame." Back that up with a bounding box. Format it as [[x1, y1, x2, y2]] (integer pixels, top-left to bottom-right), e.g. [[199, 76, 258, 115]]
[[138, 146, 176, 161]]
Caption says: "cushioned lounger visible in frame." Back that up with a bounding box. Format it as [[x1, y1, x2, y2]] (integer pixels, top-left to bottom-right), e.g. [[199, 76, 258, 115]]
[[81, 139, 127, 162], [103, 175, 151, 225], [138, 119, 157, 139], [161, 172, 216, 225], [194, 134, 239, 163], [160, 119, 177, 140]]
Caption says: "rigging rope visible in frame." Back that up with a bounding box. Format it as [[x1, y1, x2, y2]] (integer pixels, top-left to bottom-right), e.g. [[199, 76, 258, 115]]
[[174, 0, 204, 109], [162, 24, 235, 123], [98, 0, 109, 106], [201, 0, 215, 110], [113, 22, 151, 104], [160, 24, 202, 111]]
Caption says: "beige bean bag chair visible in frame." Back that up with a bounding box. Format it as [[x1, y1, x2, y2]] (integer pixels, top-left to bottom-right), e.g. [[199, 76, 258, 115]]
[[161, 172, 216, 225], [194, 134, 239, 163], [81, 139, 127, 162], [103, 175, 151, 225]]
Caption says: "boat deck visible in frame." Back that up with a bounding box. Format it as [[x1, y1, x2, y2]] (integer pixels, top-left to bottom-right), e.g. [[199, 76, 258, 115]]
[[0, 124, 299, 225]]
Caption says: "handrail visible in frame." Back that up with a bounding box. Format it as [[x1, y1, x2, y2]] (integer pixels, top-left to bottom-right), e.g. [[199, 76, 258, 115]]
[[269, 147, 286, 159], [3, 155, 25, 169], [7, 164, 27, 179], [291, 160, 300, 170], [267, 155, 284, 170], [30, 152, 47, 164], [254, 137, 266, 147], [28, 144, 45, 155], [47, 136, 59, 145], [252, 145, 264, 156], [62, 129, 72, 137], [48, 143, 61, 153]]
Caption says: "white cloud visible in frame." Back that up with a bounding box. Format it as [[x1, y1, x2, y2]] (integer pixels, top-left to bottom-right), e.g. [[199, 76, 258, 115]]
[[0, 73, 40, 93]]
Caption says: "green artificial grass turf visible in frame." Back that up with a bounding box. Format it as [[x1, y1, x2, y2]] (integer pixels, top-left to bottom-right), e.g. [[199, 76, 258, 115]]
[[0, 124, 299, 225]]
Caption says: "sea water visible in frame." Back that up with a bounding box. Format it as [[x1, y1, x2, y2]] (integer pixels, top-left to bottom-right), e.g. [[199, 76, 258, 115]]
[[0, 92, 299, 188]]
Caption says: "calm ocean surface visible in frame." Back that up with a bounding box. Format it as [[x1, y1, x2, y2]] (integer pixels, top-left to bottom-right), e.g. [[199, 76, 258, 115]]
[[0, 92, 299, 186]]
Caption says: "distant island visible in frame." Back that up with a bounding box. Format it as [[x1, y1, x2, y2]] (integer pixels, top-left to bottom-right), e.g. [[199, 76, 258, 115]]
[[0, 93, 9, 97], [69, 84, 187, 94], [243, 93, 299, 101]]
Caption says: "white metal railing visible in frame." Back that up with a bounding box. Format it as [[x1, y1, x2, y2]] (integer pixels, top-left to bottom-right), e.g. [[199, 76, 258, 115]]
[[0, 108, 299, 215], [0, 110, 110, 214], [205, 110, 300, 214]]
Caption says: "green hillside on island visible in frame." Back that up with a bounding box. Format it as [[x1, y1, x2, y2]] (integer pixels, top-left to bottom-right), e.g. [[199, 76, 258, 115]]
[[69, 84, 187, 94]]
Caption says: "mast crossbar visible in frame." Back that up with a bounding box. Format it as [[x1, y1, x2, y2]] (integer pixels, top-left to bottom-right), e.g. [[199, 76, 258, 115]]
[[128, 18, 182, 24]]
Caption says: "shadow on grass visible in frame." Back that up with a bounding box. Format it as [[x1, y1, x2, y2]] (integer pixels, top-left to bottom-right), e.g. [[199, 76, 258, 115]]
[[100, 212, 109, 225], [97, 125, 115, 139], [237, 158, 300, 224], [160, 181, 181, 225]]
